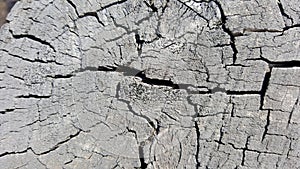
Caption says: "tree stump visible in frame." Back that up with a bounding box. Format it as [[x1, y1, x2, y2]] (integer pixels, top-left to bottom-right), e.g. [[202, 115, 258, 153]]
[[0, 0, 300, 168]]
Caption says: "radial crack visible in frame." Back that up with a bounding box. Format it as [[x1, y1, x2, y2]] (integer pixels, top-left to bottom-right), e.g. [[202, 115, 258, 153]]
[[138, 142, 148, 169], [261, 110, 270, 141], [260, 69, 272, 110], [241, 136, 250, 166], [277, 0, 294, 25], [194, 121, 200, 168], [213, 0, 238, 64]]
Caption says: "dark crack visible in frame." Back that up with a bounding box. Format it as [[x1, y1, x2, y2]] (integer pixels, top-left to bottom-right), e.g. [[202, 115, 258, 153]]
[[215, 125, 225, 150], [241, 136, 250, 166], [268, 60, 300, 68], [176, 0, 209, 23], [230, 97, 235, 117], [10, 30, 56, 52], [8, 74, 24, 81], [261, 110, 270, 142], [79, 12, 105, 26], [46, 74, 73, 79], [138, 142, 148, 169], [287, 96, 299, 126], [177, 141, 182, 168], [277, 0, 294, 26], [283, 23, 300, 31], [35, 129, 82, 155], [58, 65, 211, 93], [242, 28, 282, 33], [115, 82, 157, 133], [135, 71, 180, 89], [246, 49, 300, 110], [127, 127, 148, 169], [0, 147, 32, 158], [49, 65, 118, 78], [247, 56, 300, 68], [135, 34, 145, 51], [226, 90, 260, 95], [155, 119, 161, 135], [0, 108, 15, 114], [213, 0, 238, 64], [228, 139, 283, 156], [66, 0, 80, 16], [0, 49, 62, 65], [126, 127, 138, 141], [162, 0, 169, 14], [194, 121, 200, 168], [101, 0, 128, 10], [15, 94, 51, 99], [260, 69, 272, 110], [144, 1, 158, 12]]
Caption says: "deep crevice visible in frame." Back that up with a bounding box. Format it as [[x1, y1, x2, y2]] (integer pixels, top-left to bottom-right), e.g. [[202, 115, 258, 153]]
[[155, 119, 161, 135], [74, 66, 117, 74], [283, 24, 300, 31], [213, 0, 238, 64], [269, 61, 300, 68], [15, 94, 51, 99], [261, 110, 270, 141], [135, 34, 145, 51], [126, 127, 138, 141], [64, 65, 210, 92], [194, 121, 200, 168], [247, 49, 300, 68], [98, 66, 118, 71], [80, 12, 105, 26], [277, 0, 294, 25], [162, 0, 170, 14], [241, 136, 250, 166], [46, 74, 73, 79], [216, 125, 225, 150], [10, 31, 56, 52], [230, 97, 235, 117], [135, 71, 180, 89], [0, 148, 31, 158], [0, 108, 15, 114], [101, 0, 128, 10], [226, 90, 260, 95], [47, 65, 117, 79], [138, 143, 148, 169], [260, 69, 272, 110], [247, 50, 300, 110], [66, 0, 80, 16], [177, 142, 182, 167], [243, 28, 282, 33], [248, 58, 300, 68], [143, 1, 158, 12]]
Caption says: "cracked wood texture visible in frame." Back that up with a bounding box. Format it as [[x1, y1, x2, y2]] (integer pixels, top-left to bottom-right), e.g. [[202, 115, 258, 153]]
[[0, 0, 299, 169]]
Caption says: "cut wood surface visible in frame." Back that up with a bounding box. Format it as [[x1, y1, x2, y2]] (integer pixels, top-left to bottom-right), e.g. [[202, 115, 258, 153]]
[[0, 0, 299, 168]]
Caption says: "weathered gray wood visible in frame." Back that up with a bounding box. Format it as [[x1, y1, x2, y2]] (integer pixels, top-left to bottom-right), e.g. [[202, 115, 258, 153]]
[[0, 0, 299, 168]]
